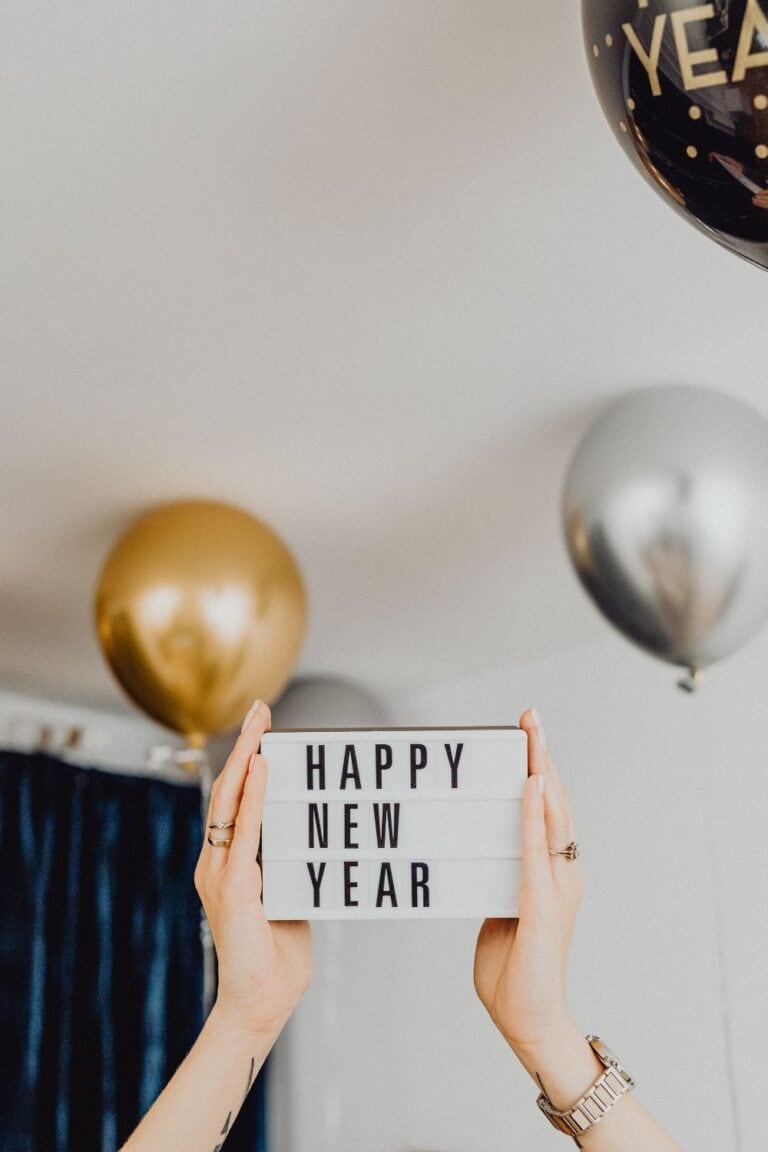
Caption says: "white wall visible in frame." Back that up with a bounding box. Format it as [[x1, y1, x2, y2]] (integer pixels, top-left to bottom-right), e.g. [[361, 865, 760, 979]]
[[268, 629, 768, 1152]]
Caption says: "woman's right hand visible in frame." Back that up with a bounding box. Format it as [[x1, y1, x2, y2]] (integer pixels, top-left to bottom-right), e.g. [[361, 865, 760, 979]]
[[193, 699, 313, 1039]]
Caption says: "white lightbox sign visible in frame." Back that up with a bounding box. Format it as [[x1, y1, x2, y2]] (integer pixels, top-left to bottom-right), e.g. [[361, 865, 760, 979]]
[[260, 726, 527, 920]]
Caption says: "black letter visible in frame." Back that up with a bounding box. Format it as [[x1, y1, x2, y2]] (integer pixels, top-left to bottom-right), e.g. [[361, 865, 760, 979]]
[[411, 862, 430, 907], [373, 802, 400, 848], [307, 744, 326, 790], [344, 803, 359, 849], [375, 743, 393, 789], [340, 744, 362, 790], [445, 742, 464, 789], [376, 861, 398, 908], [307, 861, 326, 908], [308, 803, 328, 849], [344, 860, 359, 907], [410, 743, 427, 789]]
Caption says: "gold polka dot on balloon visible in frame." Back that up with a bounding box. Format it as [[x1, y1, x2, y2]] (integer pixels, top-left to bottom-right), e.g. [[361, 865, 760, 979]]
[[756, 143, 768, 158], [605, 34, 613, 47], [687, 145, 698, 158], [689, 106, 702, 120], [593, 44, 599, 57], [754, 94, 768, 110], [627, 97, 636, 111], [619, 121, 628, 133]]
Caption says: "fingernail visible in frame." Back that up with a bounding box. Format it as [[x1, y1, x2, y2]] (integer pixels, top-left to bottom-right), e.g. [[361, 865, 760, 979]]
[[241, 699, 261, 733], [531, 707, 547, 750], [537, 774, 546, 797]]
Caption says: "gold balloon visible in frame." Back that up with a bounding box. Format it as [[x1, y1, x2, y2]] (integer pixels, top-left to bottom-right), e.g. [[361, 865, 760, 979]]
[[94, 499, 307, 745]]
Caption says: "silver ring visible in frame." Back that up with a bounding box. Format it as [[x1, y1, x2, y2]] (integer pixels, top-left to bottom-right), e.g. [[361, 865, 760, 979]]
[[207, 835, 234, 847], [548, 840, 579, 860], [208, 821, 236, 830]]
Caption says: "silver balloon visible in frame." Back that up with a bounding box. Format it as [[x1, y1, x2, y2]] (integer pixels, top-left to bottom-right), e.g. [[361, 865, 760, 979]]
[[562, 385, 768, 688]]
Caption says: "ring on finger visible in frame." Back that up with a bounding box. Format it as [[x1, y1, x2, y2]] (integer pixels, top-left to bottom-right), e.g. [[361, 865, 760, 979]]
[[548, 840, 580, 861], [208, 821, 236, 830], [207, 835, 234, 848]]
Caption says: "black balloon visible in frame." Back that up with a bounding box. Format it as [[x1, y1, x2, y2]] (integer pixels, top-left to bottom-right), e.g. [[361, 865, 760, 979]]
[[583, 0, 768, 270]]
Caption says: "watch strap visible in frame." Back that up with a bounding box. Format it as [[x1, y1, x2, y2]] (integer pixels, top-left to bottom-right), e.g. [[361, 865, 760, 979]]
[[536, 1035, 635, 1138]]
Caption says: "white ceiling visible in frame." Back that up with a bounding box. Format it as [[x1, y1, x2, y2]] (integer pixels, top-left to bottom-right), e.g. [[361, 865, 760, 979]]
[[4, 0, 768, 717]]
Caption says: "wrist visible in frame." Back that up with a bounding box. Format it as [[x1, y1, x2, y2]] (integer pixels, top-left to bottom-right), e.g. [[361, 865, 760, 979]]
[[509, 1018, 605, 1113], [207, 997, 292, 1048], [504, 1010, 578, 1067]]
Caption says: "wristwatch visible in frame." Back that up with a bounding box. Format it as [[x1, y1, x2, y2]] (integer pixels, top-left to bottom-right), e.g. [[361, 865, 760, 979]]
[[536, 1035, 635, 1139]]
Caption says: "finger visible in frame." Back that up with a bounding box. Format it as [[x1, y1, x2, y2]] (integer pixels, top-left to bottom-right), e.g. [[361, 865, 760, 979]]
[[519, 707, 562, 786], [210, 698, 271, 823], [519, 708, 573, 847], [520, 772, 551, 897], [521, 712, 579, 889], [229, 751, 268, 871], [543, 743, 575, 845], [201, 699, 272, 875], [558, 782, 576, 844]]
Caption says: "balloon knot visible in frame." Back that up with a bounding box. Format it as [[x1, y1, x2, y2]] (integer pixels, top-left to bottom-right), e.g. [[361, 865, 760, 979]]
[[677, 667, 702, 693]]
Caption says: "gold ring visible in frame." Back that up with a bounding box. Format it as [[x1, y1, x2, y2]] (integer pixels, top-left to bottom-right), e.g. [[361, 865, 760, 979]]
[[208, 821, 236, 830], [207, 835, 234, 847]]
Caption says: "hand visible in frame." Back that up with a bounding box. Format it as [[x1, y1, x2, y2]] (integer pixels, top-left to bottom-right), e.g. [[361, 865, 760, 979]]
[[753, 188, 768, 209], [193, 699, 313, 1038], [474, 708, 582, 1063]]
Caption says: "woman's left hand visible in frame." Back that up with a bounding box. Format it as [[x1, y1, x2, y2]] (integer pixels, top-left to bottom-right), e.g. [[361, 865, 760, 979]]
[[473, 707, 583, 1064], [193, 699, 313, 1039]]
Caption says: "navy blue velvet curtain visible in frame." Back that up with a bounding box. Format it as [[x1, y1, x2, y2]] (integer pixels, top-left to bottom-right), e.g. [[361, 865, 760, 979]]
[[0, 749, 268, 1152]]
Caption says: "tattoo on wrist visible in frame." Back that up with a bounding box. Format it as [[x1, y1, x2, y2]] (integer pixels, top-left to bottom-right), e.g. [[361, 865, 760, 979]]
[[244, 1057, 255, 1100], [210, 1055, 257, 1147], [211, 1056, 257, 1151], [212, 1111, 232, 1152]]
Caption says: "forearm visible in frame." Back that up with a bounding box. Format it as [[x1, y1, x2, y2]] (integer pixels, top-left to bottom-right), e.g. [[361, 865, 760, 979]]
[[120, 1002, 284, 1152], [511, 1017, 684, 1151]]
